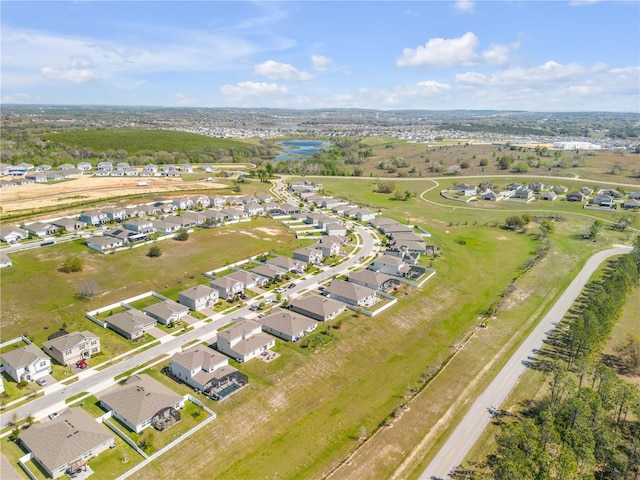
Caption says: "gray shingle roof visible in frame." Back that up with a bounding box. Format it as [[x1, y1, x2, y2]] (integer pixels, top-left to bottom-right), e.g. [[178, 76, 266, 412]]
[[99, 374, 183, 426], [20, 408, 113, 474], [2, 343, 48, 368], [42, 331, 98, 353]]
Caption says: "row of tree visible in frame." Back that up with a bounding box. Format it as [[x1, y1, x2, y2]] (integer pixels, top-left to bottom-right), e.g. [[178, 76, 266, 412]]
[[461, 237, 640, 479]]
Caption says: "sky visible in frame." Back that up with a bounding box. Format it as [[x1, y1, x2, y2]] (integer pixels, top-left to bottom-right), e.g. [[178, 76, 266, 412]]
[[1, 1, 639, 112]]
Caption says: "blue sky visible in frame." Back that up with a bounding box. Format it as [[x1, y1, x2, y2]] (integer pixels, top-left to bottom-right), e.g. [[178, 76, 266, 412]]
[[2, 1, 638, 111]]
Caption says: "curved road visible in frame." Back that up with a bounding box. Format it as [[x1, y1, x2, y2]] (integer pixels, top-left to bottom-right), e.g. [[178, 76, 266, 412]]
[[420, 246, 632, 480], [0, 218, 377, 429]]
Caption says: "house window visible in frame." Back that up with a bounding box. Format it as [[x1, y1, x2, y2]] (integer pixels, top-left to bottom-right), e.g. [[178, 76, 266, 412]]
[[40, 361, 47, 367], [92, 347, 98, 353], [65, 349, 72, 355], [91, 340, 97, 345]]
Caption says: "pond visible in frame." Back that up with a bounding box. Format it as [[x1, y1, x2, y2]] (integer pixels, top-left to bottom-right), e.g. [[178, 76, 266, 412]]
[[273, 139, 330, 161]]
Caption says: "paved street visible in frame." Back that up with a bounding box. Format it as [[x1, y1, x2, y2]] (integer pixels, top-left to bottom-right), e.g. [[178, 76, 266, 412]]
[[420, 246, 633, 480], [0, 208, 377, 428]]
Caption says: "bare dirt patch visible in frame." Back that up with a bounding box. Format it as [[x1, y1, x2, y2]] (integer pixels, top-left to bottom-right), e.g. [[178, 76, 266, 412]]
[[255, 227, 282, 236], [1, 175, 225, 213]]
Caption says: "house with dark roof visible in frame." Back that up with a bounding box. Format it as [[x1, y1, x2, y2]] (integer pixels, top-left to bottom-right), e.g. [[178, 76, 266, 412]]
[[258, 309, 318, 342], [539, 191, 558, 201], [623, 199, 640, 210], [1, 343, 51, 383], [99, 374, 185, 433], [179, 285, 219, 311], [324, 279, 377, 307], [216, 319, 275, 363], [20, 408, 115, 479], [144, 300, 190, 326], [290, 295, 346, 322], [42, 331, 101, 366], [169, 346, 248, 400], [105, 309, 156, 341], [566, 191, 585, 202]]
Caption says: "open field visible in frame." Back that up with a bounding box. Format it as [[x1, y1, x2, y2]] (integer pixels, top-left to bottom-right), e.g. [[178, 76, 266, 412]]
[[41, 129, 254, 154], [0, 217, 311, 354], [1, 172, 636, 479]]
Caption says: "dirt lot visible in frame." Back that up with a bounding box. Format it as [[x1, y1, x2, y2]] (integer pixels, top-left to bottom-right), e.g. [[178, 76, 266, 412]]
[[0, 175, 226, 213]]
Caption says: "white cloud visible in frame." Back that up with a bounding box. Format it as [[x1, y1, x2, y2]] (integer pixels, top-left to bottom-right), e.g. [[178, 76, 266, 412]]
[[455, 61, 603, 86], [254, 60, 313, 81], [220, 81, 290, 97], [416, 81, 452, 93], [41, 67, 100, 83], [453, 0, 475, 14], [397, 32, 518, 69], [1, 93, 31, 103], [311, 55, 332, 72]]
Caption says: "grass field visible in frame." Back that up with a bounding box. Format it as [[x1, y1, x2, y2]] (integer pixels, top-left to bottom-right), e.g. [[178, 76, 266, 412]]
[[1, 172, 636, 480], [41, 129, 255, 155]]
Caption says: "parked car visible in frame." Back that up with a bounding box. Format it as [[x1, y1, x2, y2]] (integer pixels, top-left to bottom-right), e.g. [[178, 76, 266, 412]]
[[257, 313, 266, 318], [264, 298, 273, 304], [288, 283, 296, 289], [36, 378, 47, 387], [76, 360, 87, 369]]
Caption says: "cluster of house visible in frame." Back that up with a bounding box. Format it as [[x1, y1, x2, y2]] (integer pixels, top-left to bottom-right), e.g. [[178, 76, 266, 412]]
[[18, 372, 187, 479], [0, 161, 217, 187], [448, 182, 640, 209], [0, 193, 303, 255], [1, 330, 101, 385]]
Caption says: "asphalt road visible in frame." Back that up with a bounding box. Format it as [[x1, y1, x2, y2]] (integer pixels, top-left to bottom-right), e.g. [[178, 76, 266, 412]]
[[420, 246, 632, 480], [0, 217, 377, 428]]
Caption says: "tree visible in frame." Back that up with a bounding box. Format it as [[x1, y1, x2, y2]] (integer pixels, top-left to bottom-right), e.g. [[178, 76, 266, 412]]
[[582, 219, 603, 241], [174, 228, 189, 241], [505, 215, 526, 230], [147, 245, 162, 257], [60, 256, 84, 273], [498, 156, 513, 170], [78, 280, 99, 299], [376, 182, 395, 194], [540, 220, 555, 237], [479, 158, 488, 166], [512, 162, 529, 173]]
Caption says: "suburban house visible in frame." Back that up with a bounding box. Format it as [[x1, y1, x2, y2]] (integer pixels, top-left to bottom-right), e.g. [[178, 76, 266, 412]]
[[180, 211, 209, 225], [513, 188, 534, 200], [451, 184, 478, 196], [179, 285, 219, 311], [258, 309, 318, 342], [244, 203, 265, 216], [0, 225, 29, 243], [144, 300, 190, 326], [369, 217, 399, 229], [190, 194, 210, 208], [1, 343, 52, 383], [105, 309, 156, 341], [169, 346, 248, 400], [52, 217, 86, 231], [266, 255, 307, 272], [379, 224, 415, 235], [124, 219, 156, 234], [348, 270, 398, 292], [79, 210, 108, 226], [101, 207, 127, 222], [0, 251, 12, 268], [25, 173, 48, 183], [227, 269, 269, 288], [103, 227, 146, 244], [172, 198, 194, 210], [257, 193, 274, 203], [77, 162, 92, 171], [539, 191, 558, 201], [318, 235, 346, 256], [85, 236, 124, 253], [20, 408, 115, 479], [482, 190, 506, 202], [324, 279, 377, 307], [209, 195, 227, 208], [251, 263, 287, 281], [593, 194, 615, 208], [99, 374, 185, 433], [528, 182, 547, 193], [324, 223, 348, 237], [623, 199, 640, 210], [216, 319, 275, 363], [42, 331, 101, 366], [290, 294, 346, 322], [369, 254, 412, 277], [201, 209, 228, 225], [354, 209, 377, 222], [566, 191, 585, 202], [293, 246, 323, 265], [152, 220, 182, 234], [579, 186, 594, 196], [210, 276, 245, 300]]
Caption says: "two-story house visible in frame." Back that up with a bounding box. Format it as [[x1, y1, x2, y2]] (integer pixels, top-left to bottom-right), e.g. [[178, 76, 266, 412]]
[[42, 331, 101, 366]]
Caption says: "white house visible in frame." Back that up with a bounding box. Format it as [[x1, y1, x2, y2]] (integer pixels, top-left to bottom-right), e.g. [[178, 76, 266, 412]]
[[1, 343, 52, 383], [216, 319, 275, 363], [179, 285, 219, 311]]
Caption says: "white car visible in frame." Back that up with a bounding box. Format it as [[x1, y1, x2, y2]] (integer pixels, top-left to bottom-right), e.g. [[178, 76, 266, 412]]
[[48, 412, 59, 420], [36, 378, 47, 387]]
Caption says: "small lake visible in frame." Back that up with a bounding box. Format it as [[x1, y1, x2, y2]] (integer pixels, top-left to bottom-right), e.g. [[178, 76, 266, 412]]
[[273, 139, 330, 161]]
